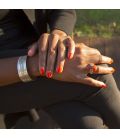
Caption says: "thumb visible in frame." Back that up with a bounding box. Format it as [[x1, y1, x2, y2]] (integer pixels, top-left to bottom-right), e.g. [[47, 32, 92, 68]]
[[28, 43, 38, 57], [83, 77, 107, 88]]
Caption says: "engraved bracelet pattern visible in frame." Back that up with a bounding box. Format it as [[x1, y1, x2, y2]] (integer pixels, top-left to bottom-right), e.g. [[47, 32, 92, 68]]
[[17, 56, 33, 82]]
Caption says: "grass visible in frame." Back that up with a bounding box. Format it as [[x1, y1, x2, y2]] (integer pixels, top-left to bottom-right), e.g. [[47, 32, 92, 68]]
[[74, 10, 120, 38]]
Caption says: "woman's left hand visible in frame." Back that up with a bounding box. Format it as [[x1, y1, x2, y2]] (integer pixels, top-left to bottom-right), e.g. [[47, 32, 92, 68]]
[[27, 29, 75, 78], [53, 43, 115, 88]]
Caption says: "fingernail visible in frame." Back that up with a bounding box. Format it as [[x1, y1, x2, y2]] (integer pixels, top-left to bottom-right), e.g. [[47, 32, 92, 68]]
[[46, 71, 53, 78], [68, 52, 73, 59], [109, 59, 114, 64], [56, 66, 63, 73], [111, 68, 115, 73], [101, 84, 107, 88], [28, 50, 32, 56], [93, 65, 97, 73], [40, 67, 45, 76]]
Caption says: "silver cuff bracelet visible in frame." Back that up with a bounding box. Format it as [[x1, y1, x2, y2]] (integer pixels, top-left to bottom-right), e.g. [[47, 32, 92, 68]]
[[17, 55, 33, 82]]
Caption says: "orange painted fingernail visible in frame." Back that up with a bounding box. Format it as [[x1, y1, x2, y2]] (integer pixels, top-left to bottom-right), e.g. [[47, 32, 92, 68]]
[[111, 68, 115, 73], [68, 52, 73, 59], [93, 65, 97, 73], [28, 50, 33, 56], [46, 71, 53, 78], [40, 67, 45, 76], [56, 66, 63, 73], [109, 59, 114, 64], [101, 84, 107, 88]]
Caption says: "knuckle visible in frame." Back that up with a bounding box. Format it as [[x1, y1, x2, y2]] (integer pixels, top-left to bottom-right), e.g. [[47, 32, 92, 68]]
[[79, 43, 85, 47], [79, 47, 85, 55], [66, 35, 71, 39], [40, 47, 46, 53], [79, 47, 84, 53], [77, 43, 87, 49], [40, 33, 49, 39], [49, 48, 56, 56], [94, 49, 101, 55], [66, 36, 72, 42], [76, 56, 84, 64], [88, 79, 94, 85], [80, 60, 84, 65], [51, 33, 59, 39]]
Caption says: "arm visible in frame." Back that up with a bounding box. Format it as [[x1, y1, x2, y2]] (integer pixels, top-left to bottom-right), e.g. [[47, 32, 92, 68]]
[[0, 10, 76, 86], [0, 43, 114, 87], [35, 9, 76, 36], [47, 9, 76, 35], [29, 10, 76, 77], [0, 55, 38, 86]]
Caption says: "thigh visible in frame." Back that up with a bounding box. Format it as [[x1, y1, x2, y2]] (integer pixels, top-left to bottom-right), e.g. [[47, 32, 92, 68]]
[[0, 47, 101, 113], [0, 76, 100, 114], [44, 101, 105, 129], [83, 74, 120, 128]]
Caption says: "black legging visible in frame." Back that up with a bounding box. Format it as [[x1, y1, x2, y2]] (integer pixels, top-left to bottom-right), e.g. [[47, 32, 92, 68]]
[[44, 74, 120, 129], [1, 60, 120, 128]]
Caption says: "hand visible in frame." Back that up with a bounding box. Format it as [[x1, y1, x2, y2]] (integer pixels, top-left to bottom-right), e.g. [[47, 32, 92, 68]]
[[28, 30, 75, 78], [53, 43, 115, 88]]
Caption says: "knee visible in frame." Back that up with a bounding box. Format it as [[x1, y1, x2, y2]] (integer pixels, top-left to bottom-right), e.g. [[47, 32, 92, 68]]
[[80, 116, 105, 129]]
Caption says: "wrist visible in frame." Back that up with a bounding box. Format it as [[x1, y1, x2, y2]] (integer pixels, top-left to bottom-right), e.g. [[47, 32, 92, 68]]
[[51, 29, 67, 37]]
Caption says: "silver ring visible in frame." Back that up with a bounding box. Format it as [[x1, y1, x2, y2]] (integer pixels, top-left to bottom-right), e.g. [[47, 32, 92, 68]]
[[86, 63, 95, 74]]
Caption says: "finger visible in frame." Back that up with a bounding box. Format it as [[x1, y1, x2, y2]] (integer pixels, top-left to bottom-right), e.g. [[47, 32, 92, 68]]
[[85, 64, 115, 74], [28, 43, 38, 56], [85, 63, 97, 74], [56, 42, 66, 74], [38, 33, 49, 76], [83, 77, 107, 88], [99, 55, 114, 64], [46, 34, 59, 78], [66, 37, 75, 59], [93, 65, 115, 74]]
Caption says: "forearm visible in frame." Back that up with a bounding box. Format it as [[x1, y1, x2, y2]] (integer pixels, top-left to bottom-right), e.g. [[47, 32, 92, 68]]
[[51, 29, 67, 37], [47, 10, 76, 35], [0, 55, 38, 86], [0, 57, 20, 86]]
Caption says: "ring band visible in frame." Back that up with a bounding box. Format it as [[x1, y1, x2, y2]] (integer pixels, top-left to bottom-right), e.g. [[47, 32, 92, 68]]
[[86, 63, 97, 74]]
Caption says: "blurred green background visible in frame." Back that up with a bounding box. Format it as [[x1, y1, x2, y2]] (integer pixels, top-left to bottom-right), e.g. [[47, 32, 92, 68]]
[[74, 9, 120, 38]]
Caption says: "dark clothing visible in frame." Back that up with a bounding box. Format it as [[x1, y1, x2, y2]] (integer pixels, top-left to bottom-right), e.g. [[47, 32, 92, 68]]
[[2, 61, 120, 128], [0, 10, 120, 129], [0, 9, 76, 38], [35, 9, 76, 35], [0, 10, 38, 52], [0, 9, 76, 53]]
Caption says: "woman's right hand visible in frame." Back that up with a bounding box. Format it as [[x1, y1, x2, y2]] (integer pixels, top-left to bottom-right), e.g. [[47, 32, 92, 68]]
[[53, 43, 115, 88], [28, 32, 75, 78]]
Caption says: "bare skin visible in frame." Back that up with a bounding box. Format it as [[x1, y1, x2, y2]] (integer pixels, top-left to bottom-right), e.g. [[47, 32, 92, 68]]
[[0, 43, 114, 87], [28, 30, 75, 78], [53, 43, 114, 87], [28, 29, 114, 87]]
